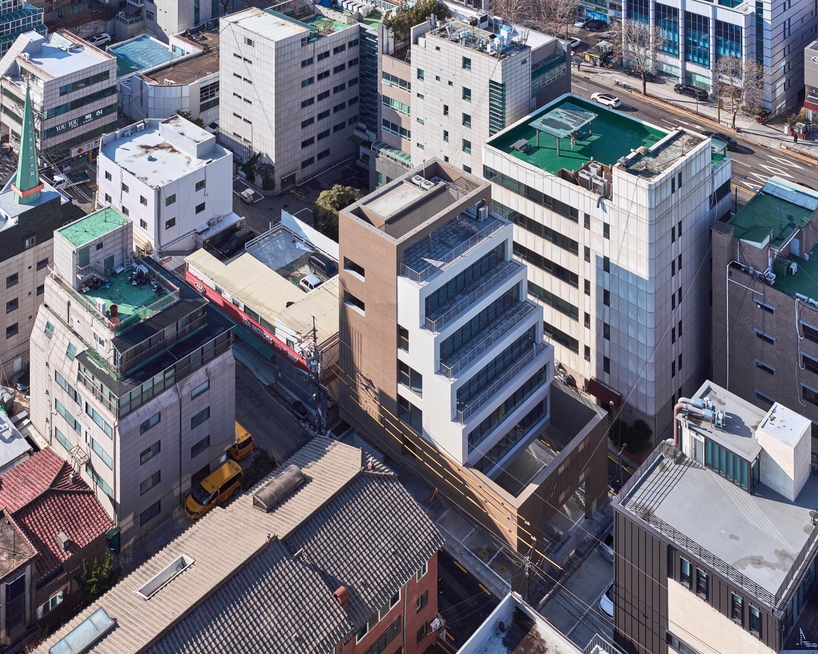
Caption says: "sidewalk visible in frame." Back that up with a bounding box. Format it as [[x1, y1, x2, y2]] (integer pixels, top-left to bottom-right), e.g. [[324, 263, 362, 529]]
[[574, 65, 818, 162]]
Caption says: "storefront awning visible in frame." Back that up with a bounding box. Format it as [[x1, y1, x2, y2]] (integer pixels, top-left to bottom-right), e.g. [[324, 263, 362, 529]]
[[586, 378, 621, 409]]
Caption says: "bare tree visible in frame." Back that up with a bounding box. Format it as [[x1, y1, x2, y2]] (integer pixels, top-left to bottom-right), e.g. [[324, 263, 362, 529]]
[[534, 0, 577, 39], [616, 19, 666, 95], [489, 0, 534, 25], [715, 55, 765, 130]]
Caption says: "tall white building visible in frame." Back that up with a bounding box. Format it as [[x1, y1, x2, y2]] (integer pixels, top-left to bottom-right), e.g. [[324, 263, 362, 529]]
[[96, 115, 235, 254], [145, 0, 219, 43], [622, 0, 818, 114], [30, 208, 235, 547], [483, 93, 732, 434], [373, 7, 570, 187], [219, 6, 364, 190], [0, 31, 117, 161]]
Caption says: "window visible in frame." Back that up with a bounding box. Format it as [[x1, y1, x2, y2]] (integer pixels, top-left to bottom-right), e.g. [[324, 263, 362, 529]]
[[732, 593, 743, 623], [140, 412, 161, 434], [5, 298, 16, 314], [317, 129, 330, 141], [333, 44, 346, 54], [318, 110, 330, 121], [318, 90, 330, 101], [334, 102, 346, 113], [344, 257, 365, 278], [54, 427, 71, 452], [749, 606, 761, 637], [333, 64, 346, 74], [140, 471, 161, 495], [464, 165, 471, 173], [190, 434, 210, 459], [104, 170, 112, 181], [86, 403, 113, 438], [604, 223, 610, 239], [416, 589, 428, 612], [680, 558, 691, 587], [5, 323, 17, 339], [463, 140, 471, 154], [584, 312, 591, 328], [55, 370, 78, 403], [755, 360, 774, 375], [603, 290, 610, 306], [584, 346, 591, 361], [318, 71, 329, 81], [190, 379, 210, 400], [463, 113, 471, 127], [603, 323, 610, 340], [24, 236, 35, 248], [443, 130, 449, 142], [399, 396, 422, 433], [139, 195, 147, 206], [417, 623, 428, 644], [585, 280, 591, 296], [417, 561, 428, 580], [302, 117, 314, 129], [603, 257, 610, 273], [754, 299, 775, 313], [6, 273, 17, 289], [165, 194, 176, 206], [755, 329, 775, 344], [399, 326, 409, 352], [443, 104, 449, 115], [333, 83, 346, 94], [66, 343, 77, 360], [140, 501, 161, 526], [302, 77, 314, 87], [91, 438, 112, 469], [696, 569, 708, 599], [349, 38, 359, 47], [195, 203, 205, 214], [417, 69, 424, 79], [301, 157, 315, 169], [302, 137, 315, 149], [318, 50, 330, 61], [191, 407, 210, 429], [37, 257, 48, 270], [603, 356, 610, 374], [105, 193, 111, 203], [318, 149, 330, 161], [122, 183, 129, 193], [38, 590, 64, 618], [345, 291, 365, 313], [140, 441, 161, 465], [462, 56, 471, 69], [399, 361, 423, 397], [462, 87, 471, 101], [140, 219, 147, 229], [56, 400, 79, 433], [37, 285, 44, 296], [301, 57, 313, 67], [584, 213, 591, 229]]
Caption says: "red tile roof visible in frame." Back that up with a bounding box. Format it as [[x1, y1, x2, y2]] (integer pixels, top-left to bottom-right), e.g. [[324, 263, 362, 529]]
[[0, 449, 112, 576]]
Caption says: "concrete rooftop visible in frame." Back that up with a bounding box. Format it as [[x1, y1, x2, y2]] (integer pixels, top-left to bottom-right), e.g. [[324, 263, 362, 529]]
[[144, 32, 219, 85], [488, 95, 667, 175], [622, 451, 818, 597], [15, 31, 112, 80], [58, 207, 129, 247]]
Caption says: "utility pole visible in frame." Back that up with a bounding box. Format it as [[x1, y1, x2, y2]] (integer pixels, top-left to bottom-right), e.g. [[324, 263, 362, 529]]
[[305, 316, 323, 434]]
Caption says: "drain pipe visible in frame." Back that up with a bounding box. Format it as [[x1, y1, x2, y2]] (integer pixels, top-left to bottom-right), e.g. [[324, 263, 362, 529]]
[[667, 399, 706, 448]]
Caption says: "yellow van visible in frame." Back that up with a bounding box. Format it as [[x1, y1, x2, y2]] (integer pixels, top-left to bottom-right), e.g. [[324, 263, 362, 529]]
[[229, 421, 254, 461], [185, 460, 243, 520]]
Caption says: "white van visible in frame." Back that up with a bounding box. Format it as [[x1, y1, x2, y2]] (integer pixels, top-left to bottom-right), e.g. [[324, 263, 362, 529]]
[[299, 274, 323, 293]]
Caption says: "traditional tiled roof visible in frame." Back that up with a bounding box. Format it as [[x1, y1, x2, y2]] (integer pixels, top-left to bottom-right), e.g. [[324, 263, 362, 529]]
[[36, 439, 445, 654], [0, 449, 112, 576]]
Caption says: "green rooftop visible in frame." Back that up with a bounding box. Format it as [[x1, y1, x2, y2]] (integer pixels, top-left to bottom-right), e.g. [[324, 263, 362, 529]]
[[488, 95, 667, 175], [81, 272, 170, 322], [59, 207, 129, 247], [772, 248, 818, 300], [727, 191, 813, 248]]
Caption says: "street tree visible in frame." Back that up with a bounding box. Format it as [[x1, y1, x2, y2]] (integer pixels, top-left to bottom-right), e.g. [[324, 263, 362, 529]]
[[489, 0, 534, 25], [312, 184, 361, 241], [534, 0, 578, 40], [715, 55, 765, 130], [616, 19, 667, 95]]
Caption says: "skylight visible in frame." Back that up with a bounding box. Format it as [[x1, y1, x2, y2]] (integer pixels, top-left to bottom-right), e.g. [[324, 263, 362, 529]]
[[49, 608, 116, 654]]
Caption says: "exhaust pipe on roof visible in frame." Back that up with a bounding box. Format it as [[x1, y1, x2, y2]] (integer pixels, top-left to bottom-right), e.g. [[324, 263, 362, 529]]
[[667, 398, 707, 448]]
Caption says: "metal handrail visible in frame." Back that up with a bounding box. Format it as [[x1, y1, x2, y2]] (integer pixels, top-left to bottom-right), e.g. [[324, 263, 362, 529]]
[[440, 300, 535, 379], [425, 259, 521, 332], [620, 442, 808, 611], [583, 634, 627, 654], [401, 216, 504, 284], [457, 342, 548, 422]]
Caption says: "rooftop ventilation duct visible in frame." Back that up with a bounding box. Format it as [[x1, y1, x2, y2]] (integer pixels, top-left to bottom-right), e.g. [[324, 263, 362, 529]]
[[333, 586, 350, 610]]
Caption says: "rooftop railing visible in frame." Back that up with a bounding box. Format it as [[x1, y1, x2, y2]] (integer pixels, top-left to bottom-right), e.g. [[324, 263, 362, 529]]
[[425, 259, 521, 333], [400, 216, 504, 284], [457, 342, 548, 422]]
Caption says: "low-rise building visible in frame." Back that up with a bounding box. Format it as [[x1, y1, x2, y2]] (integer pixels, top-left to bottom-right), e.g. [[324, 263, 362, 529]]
[[185, 219, 339, 373], [0, 31, 117, 161], [35, 438, 445, 654], [29, 208, 236, 547], [613, 380, 818, 654], [338, 160, 607, 577], [117, 28, 220, 128], [0, 448, 111, 648], [0, 407, 33, 475], [711, 177, 818, 447], [0, 86, 83, 380], [96, 115, 234, 254], [484, 93, 732, 435]]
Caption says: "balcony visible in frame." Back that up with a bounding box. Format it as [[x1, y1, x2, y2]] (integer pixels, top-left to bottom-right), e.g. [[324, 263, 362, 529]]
[[425, 259, 522, 333], [440, 299, 537, 380], [457, 342, 548, 422], [401, 215, 504, 284]]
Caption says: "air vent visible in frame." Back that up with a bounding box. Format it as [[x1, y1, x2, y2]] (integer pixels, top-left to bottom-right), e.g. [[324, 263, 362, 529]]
[[252, 465, 306, 513], [334, 586, 350, 610], [136, 554, 194, 600]]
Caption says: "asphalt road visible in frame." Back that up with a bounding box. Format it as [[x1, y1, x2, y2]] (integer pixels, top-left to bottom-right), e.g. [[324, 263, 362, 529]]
[[438, 549, 500, 649], [607, 453, 632, 494], [571, 76, 818, 203]]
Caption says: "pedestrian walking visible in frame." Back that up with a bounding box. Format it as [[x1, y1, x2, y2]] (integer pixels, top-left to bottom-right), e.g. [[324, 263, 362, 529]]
[[793, 133, 798, 144]]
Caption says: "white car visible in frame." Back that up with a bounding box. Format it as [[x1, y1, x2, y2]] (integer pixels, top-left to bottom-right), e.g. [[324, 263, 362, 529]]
[[567, 37, 582, 51], [599, 581, 614, 620], [574, 17, 590, 28], [89, 33, 111, 47], [591, 92, 622, 108]]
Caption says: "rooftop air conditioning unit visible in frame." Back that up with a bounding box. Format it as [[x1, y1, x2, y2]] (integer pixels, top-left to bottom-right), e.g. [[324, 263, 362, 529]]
[[123, 131, 132, 138], [20, 53, 30, 60], [789, 262, 798, 276], [412, 175, 425, 187], [478, 205, 489, 221], [420, 180, 434, 191], [588, 162, 602, 177], [577, 170, 593, 190], [96, 298, 107, 315], [136, 123, 145, 132], [592, 178, 608, 196]]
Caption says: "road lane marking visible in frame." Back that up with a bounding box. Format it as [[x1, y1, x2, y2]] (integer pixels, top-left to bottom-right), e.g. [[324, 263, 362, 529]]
[[454, 560, 468, 574], [479, 584, 492, 596], [769, 155, 804, 169]]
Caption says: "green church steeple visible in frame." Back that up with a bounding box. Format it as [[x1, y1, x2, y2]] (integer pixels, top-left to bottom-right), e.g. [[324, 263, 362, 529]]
[[11, 85, 42, 205]]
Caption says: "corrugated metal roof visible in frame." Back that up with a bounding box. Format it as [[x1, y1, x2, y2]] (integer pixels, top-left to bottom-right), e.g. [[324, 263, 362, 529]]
[[35, 440, 445, 654], [275, 276, 339, 344]]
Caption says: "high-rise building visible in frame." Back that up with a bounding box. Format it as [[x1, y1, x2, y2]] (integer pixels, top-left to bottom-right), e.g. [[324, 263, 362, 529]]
[[0, 31, 117, 161], [613, 380, 818, 654], [0, 2, 44, 59], [483, 93, 732, 434], [29, 209, 235, 547], [372, 6, 570, 187], [144, 0, 219, 43], [711, 176, 818, 446], [621, 0, 818, 114], [219, 6, 366, 190], [0, 85, 82, 379], [337, 159, 608, 567]]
